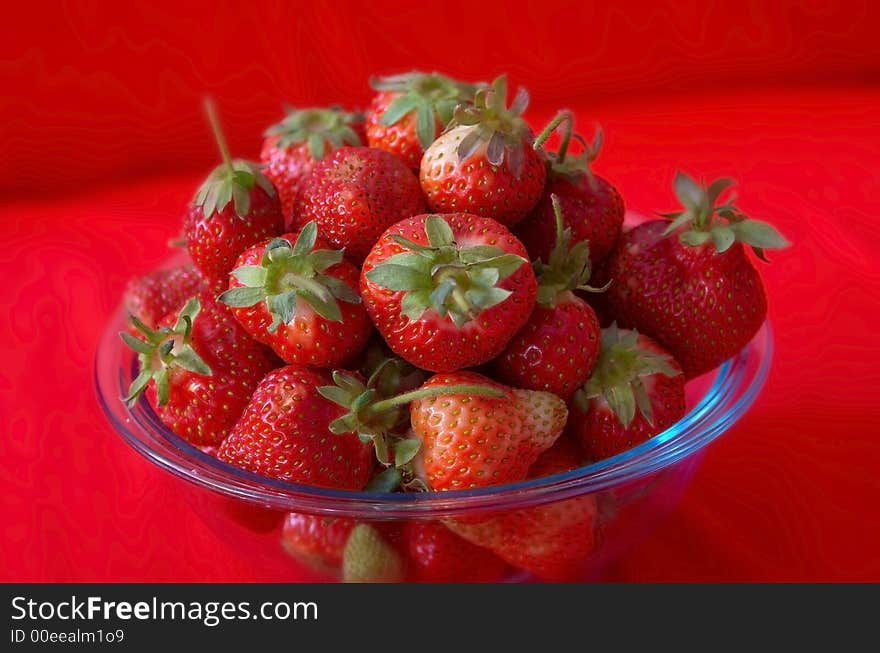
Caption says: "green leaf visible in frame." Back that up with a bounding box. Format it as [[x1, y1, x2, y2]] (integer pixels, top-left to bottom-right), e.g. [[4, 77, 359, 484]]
[[730, 219, 790, 250], [400, 289, 431, 321], [307, 133, 325, 161], [267, 290, 299, 325], [231, 184, 251, 218], [632, 378, 655, 427], [307, 248, 345, 271], [156, 368, 170, 406], [429, 278, 455, 312], [292, 221, 318, 256], [679, 230, 712, 247], [231, 265, 267, 287], [473, 254, 526, 281], [390, 235, 435, 253], [424, 215, 454, 248], [124, 369, 153, 406], [381, 252, 434, 271], [320, 275, 361, 304], [606, 383, 636, 428], [218, 286, 267, 307], [393, 439, 421, 467], [467, 286, 511, 310], [706, 177, 735, 206], [456, 127, 484, 162], [380, 95, 419, 126], [317, 385, 354, 408], [486, 131, 505, 166], [365, 264, 429, 291], [174, 346, 212, 376], [299, 288, 342, 323], [673, 171, 703, 211], [662, 211, 695, 236], [711, 226, 736, 252], [415, 99, 436, 149], [365, 467, 402, 493], [120, 332, 153, 355], [458, 245, 504, 264]]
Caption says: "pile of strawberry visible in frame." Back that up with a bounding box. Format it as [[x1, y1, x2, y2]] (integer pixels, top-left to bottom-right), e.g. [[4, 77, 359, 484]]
[[120, 72, 788, 582]]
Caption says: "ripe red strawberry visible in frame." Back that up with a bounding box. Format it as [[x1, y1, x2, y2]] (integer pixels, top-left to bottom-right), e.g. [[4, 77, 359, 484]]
[[366, 72, 480, 171], [420, 75, 546, 226], [217, 365, 374, 488], [281, 513, 356, 574], [403, 521, 507, 582], [261, 107, 365, 228], [599, 172, 789, 378], [494, 195, 603, 399], [122, 264, 204, 330], [185, 101, 283, 292], [291, 146, 426, 262], [570, 325, 686, 460], [447, 436, 599, 581], [121, 294, 279, 446], [219, 222, 372, 367], [516, 117, 624, 267], [361, 213, 537, 372], [410, 371, 567, 491]]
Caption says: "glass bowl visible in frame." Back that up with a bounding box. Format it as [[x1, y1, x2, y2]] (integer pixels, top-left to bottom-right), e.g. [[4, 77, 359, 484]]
[[95, 291, 772, 582]]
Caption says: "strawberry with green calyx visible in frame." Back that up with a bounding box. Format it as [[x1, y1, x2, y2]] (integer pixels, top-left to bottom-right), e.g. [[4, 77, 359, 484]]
[[292, 146, 426, 262], [599, 172, 789, 378], [185, 100, 284, 292], [447, 436, 599, 581], [121, 295, 279, 446], [493, 195, 605, 399], [570, 324, 686, 461], [317, 368, 505, 491], [217, 365, 375, 488], [420, 75, 547, 226], [219, 221, 371, 367], [410, 371, 568, 491], [361, 213, 537, 372], [366, 71, 482, 170], [261, 106, 365, 227], [516, 111, 624, 267]]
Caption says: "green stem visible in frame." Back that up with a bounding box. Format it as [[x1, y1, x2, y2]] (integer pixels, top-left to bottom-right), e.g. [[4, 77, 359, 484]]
[[533, 110, 573, 161], [367, 384, 504, 414], [204, 97, 234, 174], [450, 287, 471, 316]]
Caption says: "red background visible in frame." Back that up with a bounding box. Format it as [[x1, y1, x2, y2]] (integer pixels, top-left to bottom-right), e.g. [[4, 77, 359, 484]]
[[2, 0, 879, 581]]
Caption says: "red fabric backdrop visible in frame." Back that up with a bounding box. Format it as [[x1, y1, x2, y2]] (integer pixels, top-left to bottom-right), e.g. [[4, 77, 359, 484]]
[[2, 0, 879, 581]]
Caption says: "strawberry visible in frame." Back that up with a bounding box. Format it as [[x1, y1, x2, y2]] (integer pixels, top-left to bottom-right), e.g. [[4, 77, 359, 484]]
[[403, 521, 507, 582], [420, 75, 546, 226], [217, 365, 374, 488], [516, 116, 624, 267], [366, 71, 481, 171], [342, 523, 406, 583], [570, 324, 686, 460], [493, 195, 604, 399], [447, 436, 599, 581], [291, 146, 426, 262], [121, 294, 279, 446], [219, 222, 372, 367], [281, 513, 356, 574], [185, 101, 284, 292], [409, 371, 567, 491], [599, 172, 789, 378], [361, 213, 537, 372], [122, 264, 204, 330], [261, 107, 364, 228]]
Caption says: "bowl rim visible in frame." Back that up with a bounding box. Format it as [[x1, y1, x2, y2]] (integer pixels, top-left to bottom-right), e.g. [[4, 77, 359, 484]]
[[95, 301, 772, 519]]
